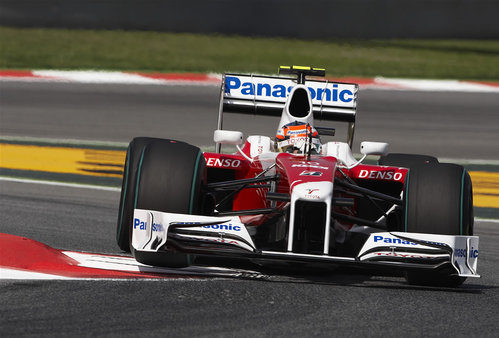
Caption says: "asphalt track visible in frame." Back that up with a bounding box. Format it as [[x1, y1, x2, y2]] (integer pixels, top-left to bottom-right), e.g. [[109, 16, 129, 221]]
[[1, 81, 499, 336], [1, 81, 499, 159], [1, 180, 498, 336]]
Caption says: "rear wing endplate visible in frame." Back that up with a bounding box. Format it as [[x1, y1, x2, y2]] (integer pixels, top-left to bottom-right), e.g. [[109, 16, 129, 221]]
[[216, 73, 359, 152]]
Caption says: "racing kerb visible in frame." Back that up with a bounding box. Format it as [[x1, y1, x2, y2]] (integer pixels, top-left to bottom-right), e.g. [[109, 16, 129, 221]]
[[1, 70, 498, 92]]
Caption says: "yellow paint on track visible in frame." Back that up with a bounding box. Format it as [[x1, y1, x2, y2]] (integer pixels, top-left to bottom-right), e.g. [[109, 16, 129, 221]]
[[0, 143, 498, 208], [469, 171, 499, 208], [0, 143, 125, 178]]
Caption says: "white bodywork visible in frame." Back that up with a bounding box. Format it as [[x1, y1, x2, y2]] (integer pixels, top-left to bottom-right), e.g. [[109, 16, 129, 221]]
[[358, 232, 479, 277], [278, 84, 314, 128], [360, 141, 389, 156], [132, 209, 255, 253], [246, 135, 274, 157], [132, 209, 479, 278], [224, 74, 358, 110], [322, 142, 358, 167], [288, 181, 333, 254], [213, 130, 243, 145]]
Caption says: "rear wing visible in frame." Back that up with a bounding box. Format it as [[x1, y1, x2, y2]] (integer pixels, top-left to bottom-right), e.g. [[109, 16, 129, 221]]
[[216, 73, 359, 152]]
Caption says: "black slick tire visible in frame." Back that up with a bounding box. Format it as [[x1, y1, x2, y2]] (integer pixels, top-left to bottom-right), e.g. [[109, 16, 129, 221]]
[[379, 154, 473, 287], [116, 137, 159, 252], [131, 138, 205, 268], [378, 153, 438, 167], [403, 163, 473, 287]]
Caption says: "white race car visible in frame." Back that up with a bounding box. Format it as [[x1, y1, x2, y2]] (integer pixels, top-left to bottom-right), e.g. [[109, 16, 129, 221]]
[[116, 66, 479, 287]]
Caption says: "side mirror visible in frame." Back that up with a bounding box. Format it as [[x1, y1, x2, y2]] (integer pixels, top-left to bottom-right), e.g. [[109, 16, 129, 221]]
[[214, 130, 243, 145], [360, 141, 389, 156]]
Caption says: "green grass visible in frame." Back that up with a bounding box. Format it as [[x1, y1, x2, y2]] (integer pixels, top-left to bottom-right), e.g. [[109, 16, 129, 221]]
[[1, 26, 499, 80]]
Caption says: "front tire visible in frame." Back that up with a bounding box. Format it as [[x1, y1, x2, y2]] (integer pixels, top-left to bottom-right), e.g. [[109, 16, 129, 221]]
[[116, 137, 205, 268], [380, 154, 473, 287], [131, 138, 205, 268], [116, 137, 159, 252], [403, 163, 473, 287]]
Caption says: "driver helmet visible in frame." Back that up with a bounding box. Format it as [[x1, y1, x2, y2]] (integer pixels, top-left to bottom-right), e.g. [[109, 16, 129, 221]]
[[275, 121, 321, 154]]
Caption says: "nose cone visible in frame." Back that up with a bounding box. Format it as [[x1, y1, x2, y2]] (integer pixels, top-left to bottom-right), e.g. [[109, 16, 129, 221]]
[[278, 85, 314, 128]]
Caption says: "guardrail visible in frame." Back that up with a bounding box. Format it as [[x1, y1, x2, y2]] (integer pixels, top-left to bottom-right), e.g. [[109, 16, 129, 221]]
[[1, 0, 498, 38]]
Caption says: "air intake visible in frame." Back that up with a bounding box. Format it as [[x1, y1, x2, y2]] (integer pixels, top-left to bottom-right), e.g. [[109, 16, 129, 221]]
[[288, 87, 310, 118]]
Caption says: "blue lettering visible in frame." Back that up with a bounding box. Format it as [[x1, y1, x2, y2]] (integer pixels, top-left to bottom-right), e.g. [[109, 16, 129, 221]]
[[225, 77, 355, 104], [308, 87, 316, 99], [257, 83, 271, 96], [152, 222, 163, 232], [133, 218, 147, 230], [272, 85, 286, 98], [225, 76, 241, 93], [133, 219, 162, 231], [454, 247, 478, 258], [317, 88, 331, 101], [332, 84, 338, 101], [339, 90, 353, 102], [470, 247, 478, 258], [373, 235, 417, 245], [241, 82, 254, 95], [202, 224, 242, 232]]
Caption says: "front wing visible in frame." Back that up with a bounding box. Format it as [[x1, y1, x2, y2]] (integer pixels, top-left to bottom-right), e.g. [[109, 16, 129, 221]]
[[132, 209, 479, 278]]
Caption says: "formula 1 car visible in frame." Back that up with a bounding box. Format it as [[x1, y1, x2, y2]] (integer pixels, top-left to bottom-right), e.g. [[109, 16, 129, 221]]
[[116, 66, 479, 287]]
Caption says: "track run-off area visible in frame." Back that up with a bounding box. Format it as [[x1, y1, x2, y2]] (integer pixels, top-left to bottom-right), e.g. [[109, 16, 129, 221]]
[[0, 75, 498, 335], [1, 141, 498, 211]]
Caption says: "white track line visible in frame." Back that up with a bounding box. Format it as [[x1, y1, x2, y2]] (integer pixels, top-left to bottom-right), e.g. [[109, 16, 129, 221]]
[[0, 135, 129, 148], [0, 176, 120, 192], [475, 218, 499, 224]]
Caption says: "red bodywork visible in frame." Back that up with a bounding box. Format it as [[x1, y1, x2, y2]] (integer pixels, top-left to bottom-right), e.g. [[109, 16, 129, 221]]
[[204, 141, 408, 228]]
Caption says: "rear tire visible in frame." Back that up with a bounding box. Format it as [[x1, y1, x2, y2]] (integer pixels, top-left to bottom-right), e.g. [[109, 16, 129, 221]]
[[380, 155, 473, 287], [131, 139, 205, 268], [378, 153, 438, 167]]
